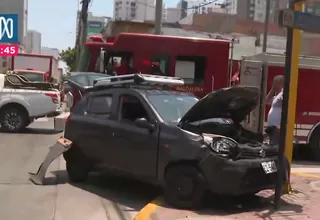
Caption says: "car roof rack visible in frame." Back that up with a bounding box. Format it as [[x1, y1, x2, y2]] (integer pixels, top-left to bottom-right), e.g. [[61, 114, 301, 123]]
[[93, 73, 184, 88]]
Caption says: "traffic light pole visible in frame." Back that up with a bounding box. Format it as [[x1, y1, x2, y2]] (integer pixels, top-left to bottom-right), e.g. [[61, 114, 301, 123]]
[[274, 1, 302, 209]]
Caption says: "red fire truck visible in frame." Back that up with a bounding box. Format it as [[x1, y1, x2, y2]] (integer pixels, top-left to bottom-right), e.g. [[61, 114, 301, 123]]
[[237, 52, 320, 160], [77, 33, 231, 97]]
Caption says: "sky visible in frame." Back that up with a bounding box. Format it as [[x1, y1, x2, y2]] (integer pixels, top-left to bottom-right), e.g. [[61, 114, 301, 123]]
[[28, 0, 180, 51]]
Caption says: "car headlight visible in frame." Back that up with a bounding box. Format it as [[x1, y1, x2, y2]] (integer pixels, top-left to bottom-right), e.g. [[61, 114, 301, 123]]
[[211, 137, 238, 156]]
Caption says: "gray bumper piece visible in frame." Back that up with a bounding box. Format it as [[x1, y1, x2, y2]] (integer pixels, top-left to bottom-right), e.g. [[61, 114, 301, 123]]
[[29, 137, 72, 185]]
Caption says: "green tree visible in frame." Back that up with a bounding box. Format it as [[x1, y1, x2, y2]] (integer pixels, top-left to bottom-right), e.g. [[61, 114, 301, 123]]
[[60, 47, 76, 71]]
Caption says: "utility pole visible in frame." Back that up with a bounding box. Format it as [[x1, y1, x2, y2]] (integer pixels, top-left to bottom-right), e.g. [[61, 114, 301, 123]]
[[262, 0, 271, 52], [155, 0, 163, 34]]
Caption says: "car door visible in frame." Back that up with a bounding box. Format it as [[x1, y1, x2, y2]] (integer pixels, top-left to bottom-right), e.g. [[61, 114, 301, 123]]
[[111, 92, 159, 179], [75, 92, 118, 166]]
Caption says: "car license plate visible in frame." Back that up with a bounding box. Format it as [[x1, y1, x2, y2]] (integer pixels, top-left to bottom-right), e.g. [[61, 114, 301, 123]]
[[261, 161, 277, 174]]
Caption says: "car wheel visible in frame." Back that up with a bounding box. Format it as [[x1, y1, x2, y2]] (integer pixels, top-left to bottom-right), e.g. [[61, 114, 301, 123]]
[[0, 106, 28, 132], [164, 165, 206, 209], [309, 126, 320, 161], [64, 145, 89, 182], [25, 119, 34, 128]]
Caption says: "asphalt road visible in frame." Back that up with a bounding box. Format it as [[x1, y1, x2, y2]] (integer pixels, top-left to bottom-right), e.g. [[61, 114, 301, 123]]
[[0, 119, 158, 220]]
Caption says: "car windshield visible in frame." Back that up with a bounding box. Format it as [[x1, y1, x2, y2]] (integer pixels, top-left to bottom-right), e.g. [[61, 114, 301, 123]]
[[147, 94, 198, 123], [69, 73, 109, 86], [17, 72, 44, 82]]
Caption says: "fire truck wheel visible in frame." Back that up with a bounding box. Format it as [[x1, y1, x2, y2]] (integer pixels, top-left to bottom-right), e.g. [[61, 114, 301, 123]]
[[309, 126, 320, 161]]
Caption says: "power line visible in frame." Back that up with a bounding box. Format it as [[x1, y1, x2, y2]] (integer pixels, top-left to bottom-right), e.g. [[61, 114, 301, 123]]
[[136, 0, 221, 9]]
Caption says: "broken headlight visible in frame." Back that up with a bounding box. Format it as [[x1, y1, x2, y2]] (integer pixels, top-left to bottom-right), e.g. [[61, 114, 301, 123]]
[[211, 137, 238, 157]]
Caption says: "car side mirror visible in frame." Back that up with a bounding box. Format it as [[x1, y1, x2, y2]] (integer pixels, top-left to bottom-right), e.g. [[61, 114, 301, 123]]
[[65, 91, 74, 108], [135, 118, 155, 130]]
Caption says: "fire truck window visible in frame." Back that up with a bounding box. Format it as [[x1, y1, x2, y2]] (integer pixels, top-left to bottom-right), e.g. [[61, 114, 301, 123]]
[[151, 55, 170, 76], [175, 56, 206, 84]]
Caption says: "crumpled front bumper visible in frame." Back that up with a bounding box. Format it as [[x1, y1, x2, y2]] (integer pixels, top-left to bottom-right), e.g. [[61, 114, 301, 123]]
[[199, 153, 287, 195]]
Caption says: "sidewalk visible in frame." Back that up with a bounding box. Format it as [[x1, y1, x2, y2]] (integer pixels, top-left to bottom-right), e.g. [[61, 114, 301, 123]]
[[149, 174, 320, 220]]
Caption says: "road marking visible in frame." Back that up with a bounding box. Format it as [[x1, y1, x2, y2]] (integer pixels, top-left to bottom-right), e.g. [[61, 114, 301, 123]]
[[133, 197, 163, 220], [291, 172, 320, 179]]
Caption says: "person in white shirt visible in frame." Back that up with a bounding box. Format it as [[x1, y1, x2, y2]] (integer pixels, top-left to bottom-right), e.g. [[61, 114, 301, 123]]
[[265, 75, 284, 145]]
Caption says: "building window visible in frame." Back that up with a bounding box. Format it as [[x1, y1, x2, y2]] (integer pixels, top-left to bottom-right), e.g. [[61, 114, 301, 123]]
[[131, 2, 135, 7], [306, 8, 313, 13], [150, 54, 170, 76], [175, 56, 206, 85], [2, 61, 7, 68]]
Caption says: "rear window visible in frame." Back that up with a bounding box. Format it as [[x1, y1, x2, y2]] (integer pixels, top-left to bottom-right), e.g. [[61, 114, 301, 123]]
[[87, 95, 113, 117], [17, 72, 44, 82]]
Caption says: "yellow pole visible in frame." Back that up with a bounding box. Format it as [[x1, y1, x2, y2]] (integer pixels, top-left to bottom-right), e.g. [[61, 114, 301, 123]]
[[283, 2, 302, 193]]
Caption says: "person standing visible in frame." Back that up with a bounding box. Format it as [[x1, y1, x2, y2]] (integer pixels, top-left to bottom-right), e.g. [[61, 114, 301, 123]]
[[265, 75, 284, 145]]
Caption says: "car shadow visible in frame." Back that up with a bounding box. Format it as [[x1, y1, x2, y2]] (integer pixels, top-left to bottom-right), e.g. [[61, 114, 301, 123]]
[[0, 128, 62, 135], [189, 192, 303, 219], [47, 170, 303, 219], [49, 170, 161, 218]]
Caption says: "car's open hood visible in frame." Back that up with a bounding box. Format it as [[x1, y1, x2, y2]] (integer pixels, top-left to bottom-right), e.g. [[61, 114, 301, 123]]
[[179, 86, 260, 124]]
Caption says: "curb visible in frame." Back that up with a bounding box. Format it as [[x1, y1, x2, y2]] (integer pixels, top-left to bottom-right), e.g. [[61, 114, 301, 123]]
[[133, 197, 163, 220]]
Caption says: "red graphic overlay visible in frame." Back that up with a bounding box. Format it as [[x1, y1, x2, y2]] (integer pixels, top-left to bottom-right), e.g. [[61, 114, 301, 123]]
[[0, 44, 18, 56]]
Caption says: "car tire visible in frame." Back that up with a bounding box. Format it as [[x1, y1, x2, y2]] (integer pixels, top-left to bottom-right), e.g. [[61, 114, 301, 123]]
[[64, 145, 89, 182], [25, 119, 34, 128], [309, 126, 320, 161], [0, 106, 28, 132], [164, 165, 206, 209]]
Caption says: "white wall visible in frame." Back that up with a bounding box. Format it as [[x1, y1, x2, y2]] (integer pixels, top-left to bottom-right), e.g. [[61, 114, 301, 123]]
[[166, 8, 181, 23], [179, 13, 194, 24]]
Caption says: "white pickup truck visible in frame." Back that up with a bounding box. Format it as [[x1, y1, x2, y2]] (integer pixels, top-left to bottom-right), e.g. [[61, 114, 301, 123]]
[[0, 74, 60, 132]]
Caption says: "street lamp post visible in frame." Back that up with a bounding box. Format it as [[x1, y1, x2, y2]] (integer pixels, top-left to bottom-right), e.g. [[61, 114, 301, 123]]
[[262, 0, 271, 52]]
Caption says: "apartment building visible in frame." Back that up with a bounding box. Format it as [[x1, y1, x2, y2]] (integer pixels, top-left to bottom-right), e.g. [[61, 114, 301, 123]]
[[76, 12, 109, 39], [225, 0, 278, 24], [25, 30, 41, 54], [177, 0, 188, 19], [181, 0, 226, 16], [305, 2, 320, 15], [113, 0, 155, 21], [41, 47, 59, 59], [0, 0, 28, 47]]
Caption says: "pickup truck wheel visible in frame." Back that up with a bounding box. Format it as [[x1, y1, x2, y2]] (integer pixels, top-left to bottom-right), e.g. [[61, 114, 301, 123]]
[[309, 126, 320, 161], [0, 106, 28, 132], [164, 165, 206, 209], [64, 145, 89, 182]]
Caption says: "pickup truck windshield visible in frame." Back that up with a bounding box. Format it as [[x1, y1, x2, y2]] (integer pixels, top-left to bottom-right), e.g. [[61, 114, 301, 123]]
[[147, 94, 198, 123]]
